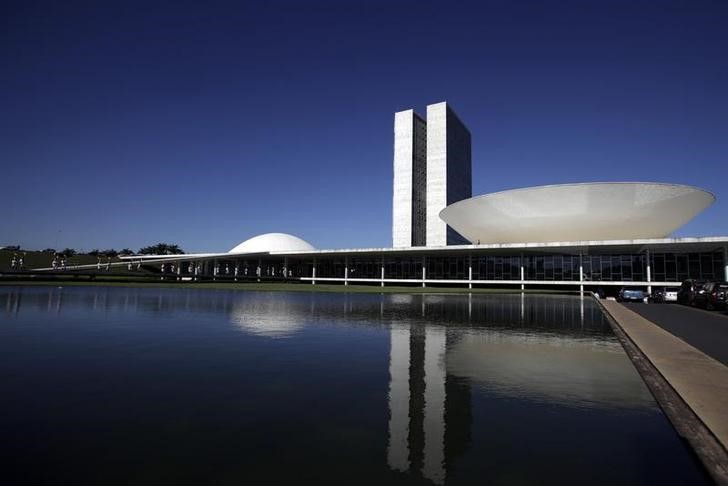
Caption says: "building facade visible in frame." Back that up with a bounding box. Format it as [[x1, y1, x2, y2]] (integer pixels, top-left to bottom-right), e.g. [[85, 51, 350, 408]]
[[393, 102, 471, 248], [138, 237, 728, 296]]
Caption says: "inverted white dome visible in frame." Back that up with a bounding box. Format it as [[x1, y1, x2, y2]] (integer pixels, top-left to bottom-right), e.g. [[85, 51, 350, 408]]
[[228, 233, 315, 254], [439, 182, 715, 244], [229, 297, 304, 338]]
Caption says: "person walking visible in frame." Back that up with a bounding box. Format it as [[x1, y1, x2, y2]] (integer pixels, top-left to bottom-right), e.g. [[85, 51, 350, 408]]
[[97, 257, 101, 271], [11, 256, 17, 270]]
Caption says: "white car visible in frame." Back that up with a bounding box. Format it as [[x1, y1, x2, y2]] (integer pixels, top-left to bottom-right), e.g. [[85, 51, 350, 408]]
[[651, 288, 678, 303]]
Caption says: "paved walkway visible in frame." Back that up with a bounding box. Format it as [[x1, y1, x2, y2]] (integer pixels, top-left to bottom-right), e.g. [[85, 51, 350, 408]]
[[623, 302, 728, 366], [601, 300, 728, 483]]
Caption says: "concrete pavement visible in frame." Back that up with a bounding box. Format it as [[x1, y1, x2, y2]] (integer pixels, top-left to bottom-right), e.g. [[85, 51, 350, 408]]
[[623, 302, 728, 366], [600, 300, 728, 484]]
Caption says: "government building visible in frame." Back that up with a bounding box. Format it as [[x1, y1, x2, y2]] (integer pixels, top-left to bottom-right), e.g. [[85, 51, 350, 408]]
[[119, 102, 727, 293]]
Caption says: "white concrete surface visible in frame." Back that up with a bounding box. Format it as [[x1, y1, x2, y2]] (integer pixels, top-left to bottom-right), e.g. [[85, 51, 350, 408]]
[[440, 182, 715, 244]]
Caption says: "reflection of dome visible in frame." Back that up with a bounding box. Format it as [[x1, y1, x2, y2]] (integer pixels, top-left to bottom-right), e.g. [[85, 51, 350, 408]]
[[230, 297, 305, 338], [439, 182, 715, 244], [228, 233, 315, 254]]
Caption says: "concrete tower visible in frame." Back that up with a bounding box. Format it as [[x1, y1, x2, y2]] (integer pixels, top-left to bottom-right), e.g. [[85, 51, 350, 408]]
[[392, 109, 428, 247], [392, 102, 471, 247]]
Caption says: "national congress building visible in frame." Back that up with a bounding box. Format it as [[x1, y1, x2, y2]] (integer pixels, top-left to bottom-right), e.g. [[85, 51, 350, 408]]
[[116, 102, 727, 293]]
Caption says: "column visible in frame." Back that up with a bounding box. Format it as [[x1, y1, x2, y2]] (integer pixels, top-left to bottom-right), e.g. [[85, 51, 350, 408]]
[[422, 256, 426, 288], [312, 258, 316, 285], [468, 254, 472, 290], [724, 247, 728, 282], [579, 253, 584, 295], [344, 256, 349, 286], [381, 258, 385, 287], [645, 249, 652, 294], [520, 253, 525, 291]]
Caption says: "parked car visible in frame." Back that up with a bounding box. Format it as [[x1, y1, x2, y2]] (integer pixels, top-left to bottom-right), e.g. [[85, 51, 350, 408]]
[[649, 287, 678, 303], [617, 287, 648, 302], [693, 281, 728, 310], [677, 279, 706, 306]]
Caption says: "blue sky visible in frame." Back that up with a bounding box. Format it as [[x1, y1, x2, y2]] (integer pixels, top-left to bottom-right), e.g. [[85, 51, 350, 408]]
[[2, 0, 727, 252]]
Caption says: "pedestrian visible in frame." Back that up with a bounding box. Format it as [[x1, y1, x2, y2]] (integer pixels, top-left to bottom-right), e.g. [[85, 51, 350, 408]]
[[225, 264, 230, 275], [127, 262, 132, 271], [18, 255, 24, 270], [97, 257, 101, 271], [136, 260, 142, 271], [52, 257, 58, 270], [106, 257, 111, 272], [11, 256, 17, 270], [60, 258, 66, 271]]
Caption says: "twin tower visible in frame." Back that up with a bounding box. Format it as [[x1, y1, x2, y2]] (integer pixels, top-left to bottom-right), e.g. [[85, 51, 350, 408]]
[[392, 102, 472, 247]]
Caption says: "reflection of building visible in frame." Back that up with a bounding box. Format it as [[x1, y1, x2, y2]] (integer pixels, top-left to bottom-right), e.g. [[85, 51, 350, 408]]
[[384, 294, 655, 483], [387, 323, 470, 485]]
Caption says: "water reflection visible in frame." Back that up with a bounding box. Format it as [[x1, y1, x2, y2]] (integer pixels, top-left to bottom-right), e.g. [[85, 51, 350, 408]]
[[230, 295, 305, 337], [0, 286, 706, 485]]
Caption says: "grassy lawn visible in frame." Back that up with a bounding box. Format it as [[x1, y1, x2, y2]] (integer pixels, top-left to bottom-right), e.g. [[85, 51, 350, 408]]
[[0, 249, 152, 274], [0, 249, 117, 269]]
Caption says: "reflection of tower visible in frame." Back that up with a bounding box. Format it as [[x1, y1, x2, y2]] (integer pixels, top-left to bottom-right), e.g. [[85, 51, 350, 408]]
[[387, 326, 410, 472], [387, 296, 472, 484]]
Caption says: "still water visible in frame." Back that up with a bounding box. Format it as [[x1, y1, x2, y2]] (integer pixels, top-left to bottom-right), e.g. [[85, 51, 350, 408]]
[[0, 286, 708, 485]]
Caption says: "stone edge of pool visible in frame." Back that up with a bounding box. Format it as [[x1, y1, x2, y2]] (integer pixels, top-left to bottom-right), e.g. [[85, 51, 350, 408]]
[[598, 298, 728, 485]]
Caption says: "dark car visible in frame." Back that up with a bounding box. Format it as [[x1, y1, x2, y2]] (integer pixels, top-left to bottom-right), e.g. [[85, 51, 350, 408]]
[[677, 279, 706, 306], [617, 287, 647, 302], [693, 282, 728, 310]]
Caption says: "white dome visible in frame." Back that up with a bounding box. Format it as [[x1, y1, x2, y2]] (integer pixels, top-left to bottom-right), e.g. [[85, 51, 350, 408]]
[[228, 233, 315, 254], [439, 182, 715, 244]]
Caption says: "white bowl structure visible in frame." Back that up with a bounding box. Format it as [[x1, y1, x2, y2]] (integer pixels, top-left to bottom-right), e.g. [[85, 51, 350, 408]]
[[439, 182, 715, 244], [229, 233, 315, 254]]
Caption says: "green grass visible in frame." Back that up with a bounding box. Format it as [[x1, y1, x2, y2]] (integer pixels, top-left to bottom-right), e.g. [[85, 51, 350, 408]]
[[0, 249, 123, 270], [0, 278, 574, 295]]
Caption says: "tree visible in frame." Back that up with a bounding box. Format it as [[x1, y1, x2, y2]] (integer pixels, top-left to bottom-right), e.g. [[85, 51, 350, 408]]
[[43, 248, 56, 253], [138, 243, 185, 255], [118, 248, 134, 256], [88, 249, 101, 256], [103, 249, 118, 257], [60, 248, 77, 257]]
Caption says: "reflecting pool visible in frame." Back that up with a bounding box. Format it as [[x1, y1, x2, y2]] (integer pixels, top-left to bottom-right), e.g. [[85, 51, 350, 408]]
[[0, 286, 709, 485]]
